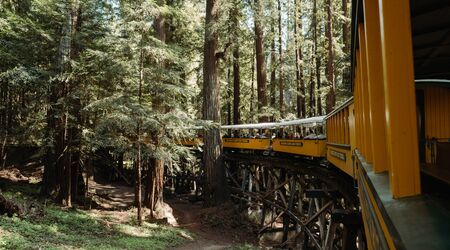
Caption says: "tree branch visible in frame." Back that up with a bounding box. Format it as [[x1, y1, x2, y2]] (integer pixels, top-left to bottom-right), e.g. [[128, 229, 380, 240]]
[[215, 42, 232, 60]]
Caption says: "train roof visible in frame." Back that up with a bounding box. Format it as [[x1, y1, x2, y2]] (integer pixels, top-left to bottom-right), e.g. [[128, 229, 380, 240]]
[[221, 122, 278, 130], [278, 116, 326, 127], [221, 116, 325, 130]]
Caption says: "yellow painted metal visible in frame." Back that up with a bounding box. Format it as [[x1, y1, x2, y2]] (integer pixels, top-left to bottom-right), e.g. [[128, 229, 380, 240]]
[[349, 103, 356, 152], [341, 110, 344, 144], [272, 139, 326, 158], [329, 117, 333, 142], [356, 54, 365, 155], [341, 110, 345, 144], [354, 64, 359, 148], [326, 120, 331, 142], [345, 108, 350, 144], [336, 111, 344, 144], [424, 86, 450, 164], [363, 0, 388, 173], [325, 99, 354, 177], [222, 138, 270, 150], [327, 145, 353, 176], [344, 107, 350, 144], [331, 116, 335, 142], [357, 162, 397, 249], [331, 116, 337, 141], [358, 24, 374, 164], [331, 116, 336, 141], [378, 0, 421, 198], [354, 65, 360, 150]]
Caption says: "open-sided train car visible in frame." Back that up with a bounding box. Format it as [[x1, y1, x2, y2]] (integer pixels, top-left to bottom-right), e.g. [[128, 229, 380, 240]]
[[221, 116, 327, 158], [324, 0, 450, 249]]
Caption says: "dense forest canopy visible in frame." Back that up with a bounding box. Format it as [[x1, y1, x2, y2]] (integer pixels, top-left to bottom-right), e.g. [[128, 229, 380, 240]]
[[0, 0, 351, 221]]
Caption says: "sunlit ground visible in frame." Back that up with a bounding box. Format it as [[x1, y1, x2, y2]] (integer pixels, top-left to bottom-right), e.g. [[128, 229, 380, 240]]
[[0, 185, 189, 250]]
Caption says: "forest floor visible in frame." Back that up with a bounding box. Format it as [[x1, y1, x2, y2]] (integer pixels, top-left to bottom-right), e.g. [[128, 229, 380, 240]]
[[88, 181, 259, 249], [168, 197, 258, 250], [0, 164, 259, 250]]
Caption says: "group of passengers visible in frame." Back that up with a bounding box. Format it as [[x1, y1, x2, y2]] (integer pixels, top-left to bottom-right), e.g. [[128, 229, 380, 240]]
[[223, 128, 326, 140]]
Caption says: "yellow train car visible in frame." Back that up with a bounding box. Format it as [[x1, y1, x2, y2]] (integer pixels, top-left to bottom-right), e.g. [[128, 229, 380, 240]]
[[325, 98, 355, 176], [342, 0, 450, 249], [272, 139, 326, 158], [222, 138, 270, 151], [221, 117, 327, 158]]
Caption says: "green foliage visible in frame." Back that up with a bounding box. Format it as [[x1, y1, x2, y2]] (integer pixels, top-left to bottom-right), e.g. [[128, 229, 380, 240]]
[[0, 205, 187, 249]]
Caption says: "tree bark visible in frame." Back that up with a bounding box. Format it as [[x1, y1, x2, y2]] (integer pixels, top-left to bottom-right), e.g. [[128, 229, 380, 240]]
[[269, 0, 276, 111], [342, 0, 349, 56], [250, 48, 255, 118], [202, 0, 228, 205], [69, 1, 83, 203], [278, 0, 284, 117], [325, 0, 336, 113], [309, 49, 316, 117], [295, 0, 305, 118], [136, 47, 144, 225], [146, 0, 167, 219], [313, 0, 322, 116], [254, 0, 268, 122], [41, 0, 84, 206], [41, 85, 57, 197], [227, 68, 232, 125], [55, 2, 73, 207], [232, 2, 240, 125]]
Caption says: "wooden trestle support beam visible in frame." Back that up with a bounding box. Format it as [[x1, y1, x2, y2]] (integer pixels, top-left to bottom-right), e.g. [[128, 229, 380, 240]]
[[223, 153, 365, 249]]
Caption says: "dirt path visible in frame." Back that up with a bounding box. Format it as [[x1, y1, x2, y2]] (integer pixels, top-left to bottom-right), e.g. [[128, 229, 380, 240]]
[[1, 163, 257, 249], [88, 180, 135, 210], [168, 198, 257, 250]]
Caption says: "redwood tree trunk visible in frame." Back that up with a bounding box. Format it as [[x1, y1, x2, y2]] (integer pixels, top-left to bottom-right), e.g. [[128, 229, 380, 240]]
[[55, 3, 73, 206], [232, 3, 240, 125], [342, 0, 349, 56], [69, 2, 83, 203], [295, 0, 305, 118], [269, 1, 276, 110], [313, 0, 322, 116], [202, 0, 228, 205], [135, 47, 144, 225], [309, 48, 315, 117], [325, 0, 336, 113], [146, 0, 167, 218], [278, 0, 284, 117], [254, 0, 268, 122]]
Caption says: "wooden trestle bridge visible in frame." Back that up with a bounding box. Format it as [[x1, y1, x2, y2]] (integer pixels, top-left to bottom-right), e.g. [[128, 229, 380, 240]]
[[223, 152, 363, 249]]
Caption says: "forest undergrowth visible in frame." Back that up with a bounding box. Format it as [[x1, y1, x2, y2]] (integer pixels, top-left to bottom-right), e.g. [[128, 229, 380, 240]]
[[0, 181, 190, 250]]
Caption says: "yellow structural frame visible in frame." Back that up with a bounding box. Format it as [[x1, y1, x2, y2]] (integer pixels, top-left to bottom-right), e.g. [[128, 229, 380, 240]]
[[363, 0, 388, 173], [327, 145, 353, 176], [272, 139, 326, 158], [355, 54, 364, 154], [222, 138, 270, 151], [358, 24, 373, 164], [378, 0, 420, 197]]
